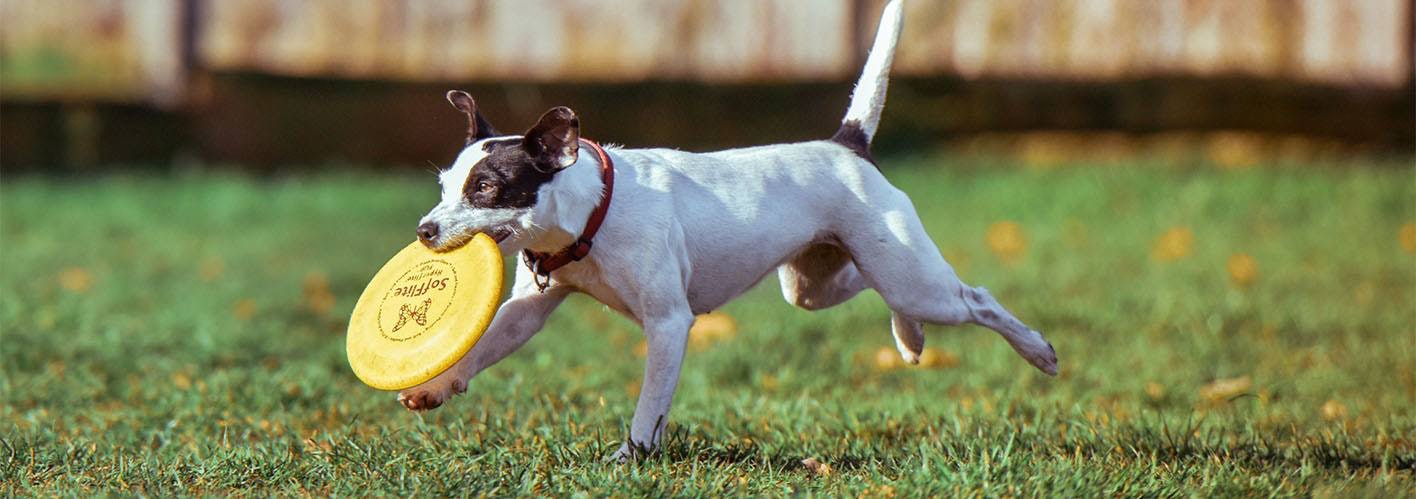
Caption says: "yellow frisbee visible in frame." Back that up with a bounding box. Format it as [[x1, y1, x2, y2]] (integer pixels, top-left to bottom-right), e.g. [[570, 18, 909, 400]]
[[347, 234, 504, 391]]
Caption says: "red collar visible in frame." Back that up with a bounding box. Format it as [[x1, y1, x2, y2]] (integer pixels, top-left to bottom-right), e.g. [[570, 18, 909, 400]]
[[521, 138, 614, 292]]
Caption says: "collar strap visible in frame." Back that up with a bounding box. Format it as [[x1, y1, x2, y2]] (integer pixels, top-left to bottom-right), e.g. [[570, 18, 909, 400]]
[[521, 138, 614, 292]]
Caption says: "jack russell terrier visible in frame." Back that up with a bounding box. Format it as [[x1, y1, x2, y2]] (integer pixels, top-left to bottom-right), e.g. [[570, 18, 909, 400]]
[[400, 0, 1058, 461]]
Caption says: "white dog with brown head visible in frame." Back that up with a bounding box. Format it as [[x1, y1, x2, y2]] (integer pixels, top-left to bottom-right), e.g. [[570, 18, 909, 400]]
[[401, 0, 1058, 461]]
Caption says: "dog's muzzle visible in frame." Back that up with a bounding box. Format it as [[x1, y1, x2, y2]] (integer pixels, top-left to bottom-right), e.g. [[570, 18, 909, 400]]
[[417, 222, 512, 249]]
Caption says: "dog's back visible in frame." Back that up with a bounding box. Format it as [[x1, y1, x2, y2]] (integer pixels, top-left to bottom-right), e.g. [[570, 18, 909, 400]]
[[591, 0, 908, 311], [596, 141, 881, 310]]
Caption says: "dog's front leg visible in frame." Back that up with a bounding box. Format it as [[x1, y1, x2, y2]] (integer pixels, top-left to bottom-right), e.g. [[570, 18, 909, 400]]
[[398, 272, 571, 411], [610, 309, 694, 462]]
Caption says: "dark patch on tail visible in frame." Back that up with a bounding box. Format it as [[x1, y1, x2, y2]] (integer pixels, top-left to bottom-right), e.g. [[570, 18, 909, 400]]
[[830, 120, 877, 169]]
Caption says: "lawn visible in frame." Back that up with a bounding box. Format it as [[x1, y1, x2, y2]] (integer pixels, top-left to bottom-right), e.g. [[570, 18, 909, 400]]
[[2, 155, 1413, 495]]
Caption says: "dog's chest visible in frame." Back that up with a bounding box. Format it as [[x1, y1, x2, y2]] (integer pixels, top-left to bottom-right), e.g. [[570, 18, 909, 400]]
[[552, 261, 636, 321]]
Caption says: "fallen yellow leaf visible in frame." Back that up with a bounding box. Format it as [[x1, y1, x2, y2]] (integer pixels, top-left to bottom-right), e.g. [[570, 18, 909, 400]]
[[303, 271, 336, 315], [917, 347, 960, 369], [1320, 399, 1348, 421], [233, 299, 257, 321], [866, 484, 897, 498], [759, 374, 779, 390], [1200, 376, 1251, 402], [58, 267, 93, 293], [689, 312, 737, 349], [1145, 381, 1165, 400], [1227, 253, 1258, 288], [873, 346, 904, 371], [1152, 227, 1194, 262], [985, 221, 1027, 263], [172, 372, 192, 390], [1400, 223, 1416, 254]]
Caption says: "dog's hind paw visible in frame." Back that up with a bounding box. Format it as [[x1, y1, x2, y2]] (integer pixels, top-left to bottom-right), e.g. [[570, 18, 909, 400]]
[[396, 375, 467, 412], [1026, 339, 1060, 376]]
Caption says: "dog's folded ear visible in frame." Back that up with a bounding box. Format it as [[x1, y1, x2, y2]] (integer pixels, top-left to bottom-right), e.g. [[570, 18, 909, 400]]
[[522, 106, 580, 172], [445, 90, 499, 145]]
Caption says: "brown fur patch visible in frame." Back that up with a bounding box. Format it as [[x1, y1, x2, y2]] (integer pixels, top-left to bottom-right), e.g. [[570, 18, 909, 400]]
[[830, 119, 876, 168]]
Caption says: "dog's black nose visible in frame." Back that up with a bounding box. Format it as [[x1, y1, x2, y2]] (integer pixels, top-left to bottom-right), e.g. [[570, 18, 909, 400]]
[[417, 222, 440, 245]]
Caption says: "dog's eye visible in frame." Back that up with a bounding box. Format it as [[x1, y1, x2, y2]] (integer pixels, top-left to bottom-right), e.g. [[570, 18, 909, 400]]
[[477, 181, 495, 194]]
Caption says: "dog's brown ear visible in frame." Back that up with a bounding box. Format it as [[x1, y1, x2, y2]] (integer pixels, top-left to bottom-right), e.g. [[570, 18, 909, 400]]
[[522, 106, 580, 171], [445, 90, 499, 145]]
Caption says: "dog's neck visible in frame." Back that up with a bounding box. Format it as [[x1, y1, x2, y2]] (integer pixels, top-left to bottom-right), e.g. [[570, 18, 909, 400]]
[[526, 147, 609, 253]]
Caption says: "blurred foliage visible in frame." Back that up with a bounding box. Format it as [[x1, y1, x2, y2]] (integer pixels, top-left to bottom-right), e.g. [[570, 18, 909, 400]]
[[1, 156, 1413, 495]]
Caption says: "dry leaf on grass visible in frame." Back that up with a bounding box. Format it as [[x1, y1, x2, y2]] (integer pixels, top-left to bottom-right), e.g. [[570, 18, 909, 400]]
[[873, 346, 958, 370], [1145, 381, 1165, 400], [233, 299, 257, 321], [985, 221, 1027, 263], [917, 348, 960, 369], [302, 271, 336, 315], [1227, 253, 1258, 288], [171, 372, 192, 390], [1321, 399, 1348, 421], [1152, 227, 1194, 262], [873, 346, 904, 371], [801, 457, 832, 477], [1400, 223, 1416, 253], [58, 267, 94, 293], [689, 312, 737, 349], [1200, 376, 1251, 402]]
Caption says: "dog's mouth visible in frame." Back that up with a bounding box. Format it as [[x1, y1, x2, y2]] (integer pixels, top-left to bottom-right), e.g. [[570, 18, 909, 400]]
[[428, 226, 512, 253], [485, 227, 512, 243]]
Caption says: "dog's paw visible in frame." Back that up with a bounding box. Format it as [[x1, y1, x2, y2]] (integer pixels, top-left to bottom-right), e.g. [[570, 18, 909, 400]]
[[606, 443, 635, 464], [396, 372, 468, 412], [605, 441, 656, 463], [1027, 339, 1060, 376]]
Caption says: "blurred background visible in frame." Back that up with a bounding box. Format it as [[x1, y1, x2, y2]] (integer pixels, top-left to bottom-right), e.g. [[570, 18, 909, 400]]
[[1, 0, 1412, 170]]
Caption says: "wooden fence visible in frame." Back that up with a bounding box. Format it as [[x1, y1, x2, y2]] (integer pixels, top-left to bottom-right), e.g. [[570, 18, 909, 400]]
[[2, 0, 1411, 105]]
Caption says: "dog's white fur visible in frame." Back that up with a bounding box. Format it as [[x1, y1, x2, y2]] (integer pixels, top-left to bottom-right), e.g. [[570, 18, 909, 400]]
[[401, 0, 1057, 461]]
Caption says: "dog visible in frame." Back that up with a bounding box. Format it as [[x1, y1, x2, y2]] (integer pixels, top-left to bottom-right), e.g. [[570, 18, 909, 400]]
[[399, 0, 1058, 461]]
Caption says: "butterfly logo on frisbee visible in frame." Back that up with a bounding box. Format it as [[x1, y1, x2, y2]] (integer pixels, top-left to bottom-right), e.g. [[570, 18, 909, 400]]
[[391, 298, 432, 333]]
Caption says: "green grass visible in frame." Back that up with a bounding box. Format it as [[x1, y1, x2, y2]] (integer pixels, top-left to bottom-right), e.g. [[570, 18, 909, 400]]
[[3, 156, 1414, 495]]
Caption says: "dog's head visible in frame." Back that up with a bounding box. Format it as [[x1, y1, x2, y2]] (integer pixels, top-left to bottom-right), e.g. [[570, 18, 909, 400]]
[[417, 90, 586, 253]]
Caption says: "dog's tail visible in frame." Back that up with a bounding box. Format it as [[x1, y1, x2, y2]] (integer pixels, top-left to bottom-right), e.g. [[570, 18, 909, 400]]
[[833, 0, 904, 153]]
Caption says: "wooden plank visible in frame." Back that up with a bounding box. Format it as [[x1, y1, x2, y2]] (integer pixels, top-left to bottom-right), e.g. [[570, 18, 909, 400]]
[[887, 0, 1410, 86], [0, 0, 1409, 103], [198, 0, 854, 82]]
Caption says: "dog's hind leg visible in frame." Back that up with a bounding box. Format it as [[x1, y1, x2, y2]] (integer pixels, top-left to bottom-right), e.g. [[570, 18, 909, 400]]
[[840, 194, 1059, 375], [778, 243, 867, 311], [780, 242, 926, 363]]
